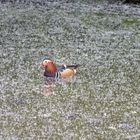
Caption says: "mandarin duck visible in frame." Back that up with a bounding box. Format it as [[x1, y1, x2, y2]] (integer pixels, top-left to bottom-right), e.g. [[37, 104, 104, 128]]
[[41, 58, 79, 79]]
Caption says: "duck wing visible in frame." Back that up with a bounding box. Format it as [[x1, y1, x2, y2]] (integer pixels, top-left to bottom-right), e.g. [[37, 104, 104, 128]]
[[57, 64, 80, 72]]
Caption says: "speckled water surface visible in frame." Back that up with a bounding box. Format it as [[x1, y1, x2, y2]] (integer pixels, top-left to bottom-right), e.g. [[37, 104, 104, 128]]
[[0, 1, 140, 139]]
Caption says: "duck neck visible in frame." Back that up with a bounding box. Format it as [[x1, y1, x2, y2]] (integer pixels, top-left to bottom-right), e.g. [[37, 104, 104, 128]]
[[44, 71, 56, 77]]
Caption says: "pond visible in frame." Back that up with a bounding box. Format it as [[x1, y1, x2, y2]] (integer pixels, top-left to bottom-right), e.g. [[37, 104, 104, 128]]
[[0, 1, 140, 139]]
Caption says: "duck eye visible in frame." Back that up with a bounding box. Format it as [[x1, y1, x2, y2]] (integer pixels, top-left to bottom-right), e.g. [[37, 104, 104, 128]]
[[44, 60, 49, 63]]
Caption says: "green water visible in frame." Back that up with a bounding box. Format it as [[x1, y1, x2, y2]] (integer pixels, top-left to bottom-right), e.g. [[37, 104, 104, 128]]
[[0, 2, 140, 140]]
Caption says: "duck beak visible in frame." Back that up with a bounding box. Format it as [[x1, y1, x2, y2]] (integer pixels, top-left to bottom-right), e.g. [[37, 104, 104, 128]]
[[40, 62, 46, 69]]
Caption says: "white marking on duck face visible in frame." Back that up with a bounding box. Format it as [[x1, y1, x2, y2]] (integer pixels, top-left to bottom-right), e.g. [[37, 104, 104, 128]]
[[43, 60, 52, 65], [44, 59, 52, 63]]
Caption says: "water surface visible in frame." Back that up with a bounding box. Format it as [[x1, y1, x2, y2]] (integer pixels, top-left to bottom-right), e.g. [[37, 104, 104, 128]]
[[0, 1, 140, 139]]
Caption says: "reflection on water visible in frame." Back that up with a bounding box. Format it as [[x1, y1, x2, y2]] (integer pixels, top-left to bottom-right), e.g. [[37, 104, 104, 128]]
[[42, 76, 77, 96], [42, 84, 56, 96], [42, 77, 56, 96]]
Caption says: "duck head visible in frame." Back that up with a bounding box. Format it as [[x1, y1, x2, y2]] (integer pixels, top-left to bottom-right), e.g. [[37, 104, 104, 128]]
[[42, 59, 57, 75]]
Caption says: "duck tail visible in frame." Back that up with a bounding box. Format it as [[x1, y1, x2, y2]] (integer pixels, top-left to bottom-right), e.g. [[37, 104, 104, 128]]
[[66, 64, 80, 69]]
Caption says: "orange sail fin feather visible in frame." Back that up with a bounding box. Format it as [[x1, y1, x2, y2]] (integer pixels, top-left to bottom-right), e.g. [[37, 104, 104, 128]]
[[41, 59, 79, 78]]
